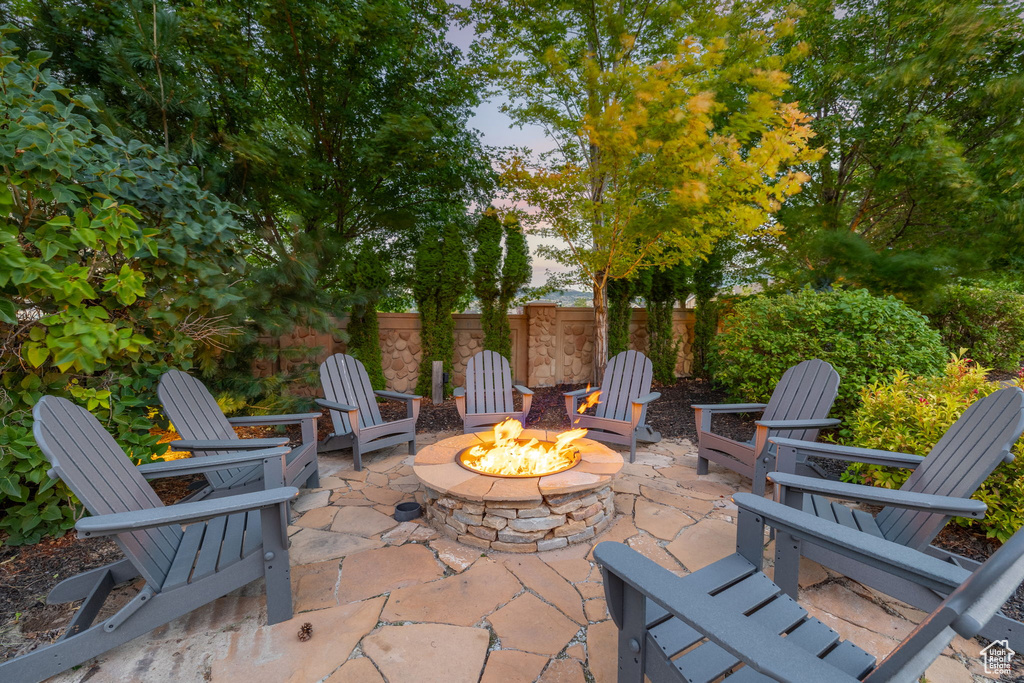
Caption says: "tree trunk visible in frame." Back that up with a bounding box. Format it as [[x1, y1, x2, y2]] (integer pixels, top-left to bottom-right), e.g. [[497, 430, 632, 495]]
[[592, 278, 608, 383]]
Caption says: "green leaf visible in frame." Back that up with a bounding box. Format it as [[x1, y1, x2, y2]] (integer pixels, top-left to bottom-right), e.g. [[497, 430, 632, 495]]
[[0, 298, 16, 324]]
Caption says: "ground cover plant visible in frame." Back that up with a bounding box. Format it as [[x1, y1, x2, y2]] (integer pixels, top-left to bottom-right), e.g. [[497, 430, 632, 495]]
[[842, 354, 1024, 542]]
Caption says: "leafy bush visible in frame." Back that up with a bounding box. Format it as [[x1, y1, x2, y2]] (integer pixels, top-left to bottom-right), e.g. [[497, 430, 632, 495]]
[[842, 355, 1024, 542], [714, 288, 946, 415], [926, 283, 1024, 372], [0, 35, 247, 544]]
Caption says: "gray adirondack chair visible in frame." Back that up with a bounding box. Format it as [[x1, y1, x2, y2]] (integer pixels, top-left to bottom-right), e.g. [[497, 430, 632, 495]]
[[316, 353, 420, 471], [594, 491, 1024, 683], [693, 358, 840, 496], [0, 396, 297, 683], [767, 385, 1024, 649], [158, 369, 320, 498], [454, 350, 534, 433], [564, 350, 661, 462]]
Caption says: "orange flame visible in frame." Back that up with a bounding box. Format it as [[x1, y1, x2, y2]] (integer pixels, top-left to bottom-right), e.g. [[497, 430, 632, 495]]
[[578, 388, 601, 414], [462, 418, 586, 477]]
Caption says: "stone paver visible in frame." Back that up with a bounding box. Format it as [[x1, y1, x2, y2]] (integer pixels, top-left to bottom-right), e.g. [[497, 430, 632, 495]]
[[210, 597, 384, 683], [540, 658, 586, 683], [664, 518, 736, 571], [55, 436, 986, 682], [362, 623, 490, 683], [288, 529, 383, 565], [324, 657, 385, 683], [488, 593, 580, 655], [337, 543, 443, 603], [479, 650, 548, 683], [330, 505, 399, 537], [633, 498, 693, 540], [503, 555, 587, 625], [382, 559, 522, 626]]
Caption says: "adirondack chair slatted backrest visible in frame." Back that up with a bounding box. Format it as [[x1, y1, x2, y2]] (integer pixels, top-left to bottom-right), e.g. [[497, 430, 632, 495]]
[[33, 396, 182, 587], [759, 359, 840, 442], [320, 354, 383, 433], [869, 523, 1024, 680], [465, 351, 514, 415], [876, 387, 1024, 549], [158, 370, 246, 488], [595, 350, 653, 423]]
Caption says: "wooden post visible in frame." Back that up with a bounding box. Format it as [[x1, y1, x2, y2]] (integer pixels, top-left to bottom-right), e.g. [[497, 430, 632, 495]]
[[432, 361, 444, 404]]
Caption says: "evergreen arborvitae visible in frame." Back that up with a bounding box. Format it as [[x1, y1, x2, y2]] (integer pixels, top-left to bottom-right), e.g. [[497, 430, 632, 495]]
[[470, 208, 531, 360], [641, 264, 689, 384], [607, 277, 639, 357], [413, 220, 469, 397], [346, 243, 388, 390], [692, 246, 726, 379]]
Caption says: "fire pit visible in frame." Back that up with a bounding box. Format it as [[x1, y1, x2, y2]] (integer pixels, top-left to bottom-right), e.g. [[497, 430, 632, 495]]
[[414, 421, 623, 553]]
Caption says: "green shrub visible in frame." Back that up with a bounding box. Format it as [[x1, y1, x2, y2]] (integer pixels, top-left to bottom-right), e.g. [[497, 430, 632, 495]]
[[926, 283, 1024, 372], [714, 288, 946, 415], [842, 355, 1024, 542], [0, 35, 247, 544]]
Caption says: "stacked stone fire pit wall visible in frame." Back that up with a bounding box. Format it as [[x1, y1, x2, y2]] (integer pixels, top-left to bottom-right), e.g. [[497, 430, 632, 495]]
[[414, 432, 623, 552]]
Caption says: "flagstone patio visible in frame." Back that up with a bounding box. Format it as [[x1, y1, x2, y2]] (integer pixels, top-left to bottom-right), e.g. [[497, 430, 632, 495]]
[[49, 434, 995, 682]]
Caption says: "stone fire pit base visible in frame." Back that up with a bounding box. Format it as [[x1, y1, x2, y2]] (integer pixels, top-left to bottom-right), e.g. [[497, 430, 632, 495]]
[[414, 431, 622, 553]]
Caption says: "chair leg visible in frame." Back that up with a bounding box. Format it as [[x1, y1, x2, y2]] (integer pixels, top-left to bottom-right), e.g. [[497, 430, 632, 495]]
[[696, 453, 709, 476], [629, 434, 637, 463], [352, 440, 363, 472], [261, 504, 293, 625], [773, 530, 802, 599], [408, 434, 417, 455]]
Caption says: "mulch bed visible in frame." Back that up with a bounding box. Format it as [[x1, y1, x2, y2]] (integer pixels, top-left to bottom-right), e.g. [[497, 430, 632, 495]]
[[1, 377, 1019, 664]]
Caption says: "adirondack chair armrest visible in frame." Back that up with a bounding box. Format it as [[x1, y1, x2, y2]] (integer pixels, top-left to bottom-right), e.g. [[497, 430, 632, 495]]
[[770, 437, 926, 472], [316, 398, 358, 412], [513, 385, 534, 395], [755, 418, 841, 430], [691, 402, 768, 413], [767, 473, 988, 518], [76, 486, 300, 537], [167, 437, 290, 452], [632, 392, 660, 406], [374, 391, 421, 421], [563, 387, 599, 398], [593, 542, 862, 683], [227, 412, 320, 426], [137, 447, 292, 479], [732, 493, 969, 590], [453, 388, 465, 397], [374, 390, 421, 402]]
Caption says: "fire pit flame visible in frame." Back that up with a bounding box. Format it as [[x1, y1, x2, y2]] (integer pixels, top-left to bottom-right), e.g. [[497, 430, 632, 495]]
[[459, 418, 587, 477]]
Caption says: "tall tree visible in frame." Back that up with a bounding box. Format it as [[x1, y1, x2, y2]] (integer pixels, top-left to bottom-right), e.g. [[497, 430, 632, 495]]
[[478, 0, 820, 380], [771, 0, 1024, 297], [470, 207, 531, 359], [640, 263, 690, 384], [345, 243, 388, 390], [413, 217, 470, 397]]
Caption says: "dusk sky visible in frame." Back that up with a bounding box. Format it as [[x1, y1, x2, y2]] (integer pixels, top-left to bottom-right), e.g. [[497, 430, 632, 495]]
[[446, 20, 575, 289]]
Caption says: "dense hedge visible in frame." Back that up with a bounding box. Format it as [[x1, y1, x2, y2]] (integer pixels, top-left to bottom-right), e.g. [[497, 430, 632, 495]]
[[0, 38, 248, 544], [843, 355, 1024, 542], [714, 288, 946, 415], [926, 283, 1024, 372]]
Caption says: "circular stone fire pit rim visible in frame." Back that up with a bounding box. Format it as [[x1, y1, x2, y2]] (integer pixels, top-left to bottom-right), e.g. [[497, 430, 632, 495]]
[[455, 441, 582, 479]]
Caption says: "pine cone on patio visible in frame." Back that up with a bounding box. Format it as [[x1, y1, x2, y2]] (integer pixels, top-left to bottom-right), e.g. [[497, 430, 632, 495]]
[[297, 622, 313, 642]]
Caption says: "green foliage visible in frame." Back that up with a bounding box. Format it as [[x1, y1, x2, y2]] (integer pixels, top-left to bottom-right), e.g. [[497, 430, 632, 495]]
[[470, 208, 531, 360], [715, 288, 946, 416], [691, 245, 728, 380], [413, 219, 469, 397], [345, 243, 388, 390], [478, 0, 821, 377], [771, 0, 1024, 296], [842, 355, 1024, 542], [925, 284, 1024, 372], [639, 264, 689, 384], [607, 277, 639, 357], [0, 34, 247, 544]]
